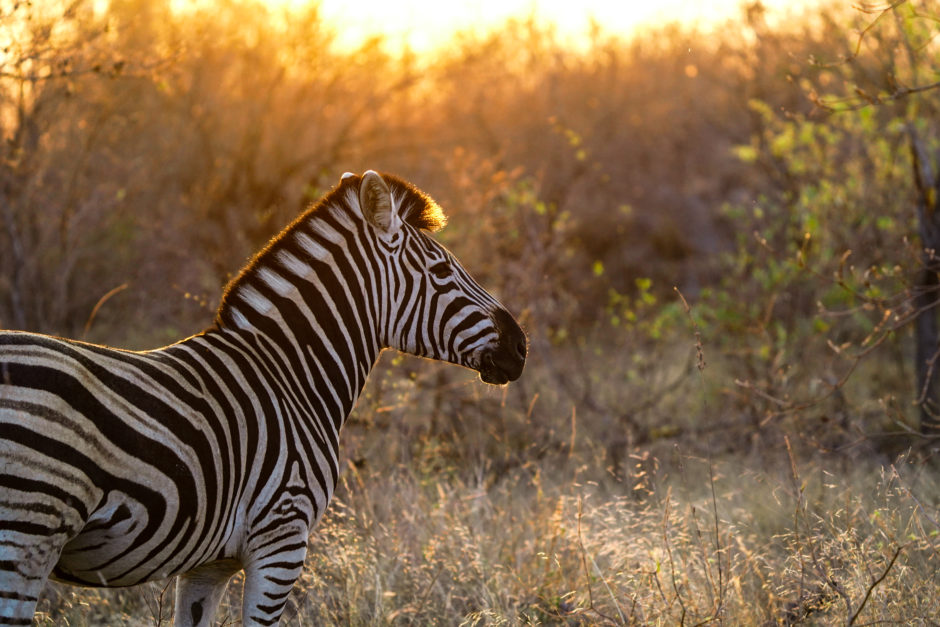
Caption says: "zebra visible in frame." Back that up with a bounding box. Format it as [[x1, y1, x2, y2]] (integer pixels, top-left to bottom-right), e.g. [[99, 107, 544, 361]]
[[0, 170, 526, 626]]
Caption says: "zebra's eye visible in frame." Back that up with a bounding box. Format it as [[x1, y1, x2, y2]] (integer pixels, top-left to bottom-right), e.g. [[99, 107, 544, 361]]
[[429, 261, 451, 279]]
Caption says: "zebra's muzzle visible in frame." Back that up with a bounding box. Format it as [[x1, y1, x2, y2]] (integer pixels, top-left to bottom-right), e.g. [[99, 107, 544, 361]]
[[478, 308, 527, 385]]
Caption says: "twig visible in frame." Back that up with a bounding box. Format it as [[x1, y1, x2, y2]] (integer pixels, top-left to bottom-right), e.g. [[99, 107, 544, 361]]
[[410, 564, 445, 623], [146, 580, 173, 627], [850, 2, 904, 57], [848, 544, 906, 625], [784, 436, 811, 620], [662, 489, 689, 625], [82, 282, 129, 340], [674, 292, 726, 623], [706, 459, 725, 621], [675, 287, 706, 375], [812, 1, 940, 111], [569, 405, 577, 460]]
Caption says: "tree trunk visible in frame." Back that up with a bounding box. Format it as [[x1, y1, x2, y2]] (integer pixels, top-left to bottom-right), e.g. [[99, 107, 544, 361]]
[[914, 262, 940, 432], [909, 127, 940, 434]]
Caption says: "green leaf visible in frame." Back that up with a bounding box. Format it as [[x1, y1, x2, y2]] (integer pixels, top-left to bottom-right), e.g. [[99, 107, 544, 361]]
[[732, 144, 758, 163]]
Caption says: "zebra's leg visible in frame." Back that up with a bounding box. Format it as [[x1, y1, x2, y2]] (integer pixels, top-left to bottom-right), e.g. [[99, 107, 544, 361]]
[[0, 550, 51, 627], [240, 540, 308, 626], [171, 559, 241, 627], [0, 477, 87, 627], [0, 528, 65, 626]]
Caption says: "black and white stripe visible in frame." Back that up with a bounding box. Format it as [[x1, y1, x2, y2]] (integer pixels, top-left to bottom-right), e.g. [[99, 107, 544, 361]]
[[0, 171, 526, 626]]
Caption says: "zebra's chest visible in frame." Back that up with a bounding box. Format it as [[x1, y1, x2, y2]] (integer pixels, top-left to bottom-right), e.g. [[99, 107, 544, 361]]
[[246, 459, 326, 531]]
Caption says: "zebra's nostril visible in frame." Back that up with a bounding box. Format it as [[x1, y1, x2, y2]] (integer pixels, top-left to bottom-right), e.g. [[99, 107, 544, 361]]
[[492, 307, 527, 362]]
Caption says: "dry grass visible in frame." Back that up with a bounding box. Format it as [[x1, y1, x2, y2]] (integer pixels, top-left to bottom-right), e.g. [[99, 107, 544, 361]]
[[36, 425, 940, 625], [32, 348, 940, 625]]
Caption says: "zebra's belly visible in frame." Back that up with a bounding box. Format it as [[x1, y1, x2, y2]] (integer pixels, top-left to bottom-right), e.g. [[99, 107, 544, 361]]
[[52, 490, 205, 587]]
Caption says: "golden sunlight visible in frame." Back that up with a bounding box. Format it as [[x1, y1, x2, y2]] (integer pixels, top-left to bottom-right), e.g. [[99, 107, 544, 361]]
[[261, 0, 813, 53], [160, 0, 816, 53]]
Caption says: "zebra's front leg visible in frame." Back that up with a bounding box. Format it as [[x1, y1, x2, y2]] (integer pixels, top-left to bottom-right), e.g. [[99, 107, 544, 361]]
[[241, 537, 308, 626], [172, 559, 241, 627]]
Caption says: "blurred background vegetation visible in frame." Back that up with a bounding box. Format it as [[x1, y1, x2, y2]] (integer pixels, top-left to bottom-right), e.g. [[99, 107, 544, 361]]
[[5, 0, 940, 623]]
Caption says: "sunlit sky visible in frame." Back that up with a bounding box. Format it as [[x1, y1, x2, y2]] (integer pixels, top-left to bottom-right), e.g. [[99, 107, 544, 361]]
[[268, 0, 815, 52], [162, 0, 819, 52]]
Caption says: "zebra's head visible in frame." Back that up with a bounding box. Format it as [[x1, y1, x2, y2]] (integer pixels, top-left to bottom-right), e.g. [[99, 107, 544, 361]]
[[351, 170, 526, 384]]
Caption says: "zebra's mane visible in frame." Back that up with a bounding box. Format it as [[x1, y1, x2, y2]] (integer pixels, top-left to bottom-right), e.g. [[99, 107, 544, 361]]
[[214, 172, 446, 328], [369, 172, 447, 233]]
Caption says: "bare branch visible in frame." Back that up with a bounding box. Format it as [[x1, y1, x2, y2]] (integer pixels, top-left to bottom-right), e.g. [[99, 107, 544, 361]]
[[848, 544, 906, 625]]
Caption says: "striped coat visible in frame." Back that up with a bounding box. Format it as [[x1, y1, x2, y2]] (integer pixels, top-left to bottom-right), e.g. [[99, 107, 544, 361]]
[[0, 171, 526, 626]]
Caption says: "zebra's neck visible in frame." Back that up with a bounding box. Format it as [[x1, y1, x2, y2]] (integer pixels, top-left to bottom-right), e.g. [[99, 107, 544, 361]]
[[212, 195, 383, 426]]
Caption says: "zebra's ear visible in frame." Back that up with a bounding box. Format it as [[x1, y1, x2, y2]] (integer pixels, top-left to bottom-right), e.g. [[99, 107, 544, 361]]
[[359, 170, 401, 235]]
